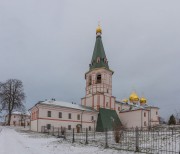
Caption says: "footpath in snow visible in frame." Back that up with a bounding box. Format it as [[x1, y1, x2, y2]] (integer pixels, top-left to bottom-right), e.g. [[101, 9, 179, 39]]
[[0, 126, 133, 154]]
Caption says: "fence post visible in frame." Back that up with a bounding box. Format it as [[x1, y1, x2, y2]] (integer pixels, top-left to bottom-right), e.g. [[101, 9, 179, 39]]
[[58, 127, 60, 137], [135, 127, 139, 152], [178, 128, 180, 154], [52, 126, 54, 136], [72, 128, 75, 143], [94, 128, 95, 139], [85, 128, 88, 144], [105, 128, 108, 148], [179, 128, 180, 154], [63, 128, 66, 139]]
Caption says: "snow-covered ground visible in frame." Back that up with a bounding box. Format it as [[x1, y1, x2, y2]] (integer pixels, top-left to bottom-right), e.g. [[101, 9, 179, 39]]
[[0, 126, 134, 154]]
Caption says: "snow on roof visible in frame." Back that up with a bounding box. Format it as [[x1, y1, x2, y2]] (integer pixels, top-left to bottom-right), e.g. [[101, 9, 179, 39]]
[[116, 100, 159, 109], [119, 103, 150, 113], [12, 111, 30, 116], [39, 100, 96, 112], [144, 105, 159, 109]]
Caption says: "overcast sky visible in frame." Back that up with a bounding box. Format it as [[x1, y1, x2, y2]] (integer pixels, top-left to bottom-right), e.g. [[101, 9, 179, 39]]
[[0, 0, 180, 120]]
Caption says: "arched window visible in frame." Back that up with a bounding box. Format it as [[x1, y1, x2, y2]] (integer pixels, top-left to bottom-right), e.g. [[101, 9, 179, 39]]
[[97, 57, 100, 63], [96, 74, 101, 84], [88, 76, 92, 86]]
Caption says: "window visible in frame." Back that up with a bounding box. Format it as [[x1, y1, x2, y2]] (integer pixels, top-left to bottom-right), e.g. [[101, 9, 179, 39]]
[[118, 107, 120, 111], [14, 116, 16, 118], [107, 89, 109, 93], [59, 112, 62, 118], [97, 57, 100, 63], [144, 112, 146, 117], [88, 76, 92, 86], [47, 124, 51, 130], [47, 111, 51, 117], [156, 111, 158, 115], [96, 74, 101, 84], [91, 116, 94, 121], [89, 126, 91, 131], [68, 125, 71, 130], [97, 105, 100, 111], [68, 113, 71, 119], [144, 121, 146, 126], [77, 114, 80, 120], [106, 102, 108, 107]]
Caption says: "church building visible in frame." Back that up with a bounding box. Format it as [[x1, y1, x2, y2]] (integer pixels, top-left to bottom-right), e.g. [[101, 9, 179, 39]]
[[29, 25, 159, 132]]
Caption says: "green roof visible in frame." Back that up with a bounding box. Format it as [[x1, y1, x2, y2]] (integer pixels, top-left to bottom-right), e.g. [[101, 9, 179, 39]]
[[96, 108, 122, 132], [89, 35, 109, 70]]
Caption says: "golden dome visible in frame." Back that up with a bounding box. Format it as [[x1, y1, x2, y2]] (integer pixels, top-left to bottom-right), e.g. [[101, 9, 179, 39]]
[[122, 99, 128, 103], [96, 25, 102, 34], [129, 92, 139, 102], [140, 97, 147, 104]]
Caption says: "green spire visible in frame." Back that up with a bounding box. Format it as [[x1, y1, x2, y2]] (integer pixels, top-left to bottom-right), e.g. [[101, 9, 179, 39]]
[[89, 31, 109, 71]]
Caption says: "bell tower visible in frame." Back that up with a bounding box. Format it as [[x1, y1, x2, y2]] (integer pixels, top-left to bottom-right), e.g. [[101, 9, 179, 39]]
[[81, 25, 116, 111]]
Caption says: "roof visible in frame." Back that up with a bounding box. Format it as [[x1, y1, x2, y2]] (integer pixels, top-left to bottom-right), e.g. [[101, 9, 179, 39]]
[[34, 100, 97, 112], [116, 100, 159, 110], [144, 105, 159, 109], [9, 111, 30, 116], [89, 34, 110, 71], [120, 107, 149, 113], [116, 100, 135, 106], [96, 108, 121, 132]]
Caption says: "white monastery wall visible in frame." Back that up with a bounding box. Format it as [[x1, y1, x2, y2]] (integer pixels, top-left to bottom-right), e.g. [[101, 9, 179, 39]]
[[150, 108, 159, 126], [119, 110, 147, 128]]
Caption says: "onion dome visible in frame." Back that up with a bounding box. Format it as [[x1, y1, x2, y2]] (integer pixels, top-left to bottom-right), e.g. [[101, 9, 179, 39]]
[[122, 99, 128, 103], [96, 25, 102, 34], [140, 97, 147, 104], [129, 92, 139, 102]]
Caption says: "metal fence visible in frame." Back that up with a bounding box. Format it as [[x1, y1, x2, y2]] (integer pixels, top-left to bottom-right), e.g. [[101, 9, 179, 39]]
[[41, 125, 180, 154]]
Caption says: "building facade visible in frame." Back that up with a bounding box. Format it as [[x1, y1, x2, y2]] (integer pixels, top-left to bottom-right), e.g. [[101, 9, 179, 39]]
[[30, 100, 98, 132], [5, 111, 30, 126], [29, 25, 159, 132]]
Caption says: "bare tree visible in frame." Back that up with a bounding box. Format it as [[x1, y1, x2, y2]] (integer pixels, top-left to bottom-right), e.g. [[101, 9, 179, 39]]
[[113, 122, 127, 143], [0, 79, 25, 125]]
